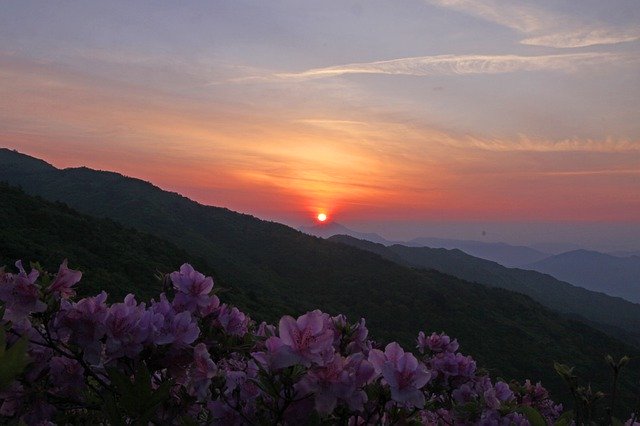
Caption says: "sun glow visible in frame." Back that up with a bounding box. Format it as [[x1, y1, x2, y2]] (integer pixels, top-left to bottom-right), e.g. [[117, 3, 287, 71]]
[[317, 213, 327, 222]]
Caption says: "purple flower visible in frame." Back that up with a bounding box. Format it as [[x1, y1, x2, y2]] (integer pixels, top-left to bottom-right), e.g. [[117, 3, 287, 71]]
[[188, 343, 217, 401], [369, 342, 431, 408], [49, 357, 85, 397], [331, 315, 370, 355], [431, 352, 476, 381], [276, 310, 335, 367], [150, 293, 199, 346], [452, 383, 476, 404], [417, 331, 459, 354], [255, 321, 277, 338], [305, 353, 375, 414], [48, 260, 82, 300], [170, 264, 215, 314], [54, 291, 108, 364], [252, 336, 300, 371], [174, 311, 201, 345], [217, 304, 249, 337], [0, 261, 46, 324], [104, 294, 151, 359]]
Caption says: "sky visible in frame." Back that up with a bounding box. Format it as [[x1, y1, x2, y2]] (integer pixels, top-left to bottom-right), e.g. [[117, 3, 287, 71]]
[[1, 1, 639, 250]]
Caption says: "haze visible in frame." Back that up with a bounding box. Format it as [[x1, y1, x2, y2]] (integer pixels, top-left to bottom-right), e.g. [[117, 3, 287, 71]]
[[1, 0, 638, 251]]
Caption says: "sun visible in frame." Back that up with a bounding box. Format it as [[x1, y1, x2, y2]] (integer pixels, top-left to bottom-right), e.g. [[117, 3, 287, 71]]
[[317, 213, 327, 222]]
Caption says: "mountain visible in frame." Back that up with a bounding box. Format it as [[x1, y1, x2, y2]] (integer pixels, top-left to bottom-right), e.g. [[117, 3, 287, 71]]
[[608, 250, 640, 258], [329, 235, 640, 347], [299, 222, 394, 245], [2, 148, 639, 409], [527, 250, 640, 304], [0, 183, 213, 301], [529, 242, 581, 255], [407, 237, 550, 267]]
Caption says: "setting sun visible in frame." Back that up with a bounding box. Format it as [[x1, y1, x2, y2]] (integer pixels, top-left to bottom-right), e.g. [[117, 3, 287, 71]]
[[317, 213, 327, 222]]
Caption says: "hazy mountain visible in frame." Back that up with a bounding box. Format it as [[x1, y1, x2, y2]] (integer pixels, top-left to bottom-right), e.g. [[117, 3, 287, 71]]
[[299, 222, 394, 245], [2, 148, 639, 407], [527, 250, 640, 303], [329, 234, 640, 347], [609, 250, 640, 258], [528, 242, 581, 255], [407, 237, 550, 267], [301, 222, 555, 268]]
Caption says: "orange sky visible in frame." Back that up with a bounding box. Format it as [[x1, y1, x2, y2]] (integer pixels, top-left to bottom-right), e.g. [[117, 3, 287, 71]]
[[1, 1, 639, 230]]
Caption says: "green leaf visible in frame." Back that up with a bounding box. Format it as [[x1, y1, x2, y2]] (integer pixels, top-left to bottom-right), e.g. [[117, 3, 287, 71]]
[[554, 410, 574, 426], [102, 393, 127, 426], [515, 406, 546, 426], [0, 328, 6, 358], [0, 332, 30, 390], [611, 418, 625, 426], [106, 363, 171, 424], [618, 355, 630, 368]]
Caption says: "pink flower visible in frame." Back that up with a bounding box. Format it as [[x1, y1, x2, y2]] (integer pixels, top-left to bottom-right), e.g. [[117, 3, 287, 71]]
[[277, 310, 335, 367], [172, 311, 200, 346], [188, 343, 217, 401], [0, 261, 46, 324], [54, 291, 108, 364], [49, 357, 85, 398], [48, 260, 82, 300], [150, 294, 199, 346], [298, 353, 375, 414], [417, 331, 458, 354], [252, 336, 300, 371], [331, 315, 370, 355], [483, 381, 514, 410], [217, 304, 249, 337], [170, 264, 215, 314], [369, 342, 431, 408], [104, 294, 151, 359]]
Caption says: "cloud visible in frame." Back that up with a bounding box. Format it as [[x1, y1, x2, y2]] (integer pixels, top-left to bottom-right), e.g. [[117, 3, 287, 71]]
[[521, 28, 640, 49], [426, 0, 640, 48], [438, 134, 640, 153], [426, 0, 546, 33], [271, 52, 616, 81]]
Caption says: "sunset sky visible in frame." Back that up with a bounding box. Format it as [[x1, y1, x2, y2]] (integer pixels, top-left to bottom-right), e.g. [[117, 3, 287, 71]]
[[1, 1, 639, 249]]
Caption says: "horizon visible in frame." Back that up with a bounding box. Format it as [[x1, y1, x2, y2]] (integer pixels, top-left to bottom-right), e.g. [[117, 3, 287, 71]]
[[5, 146, 640, 253], [1, 1, 639, 251]]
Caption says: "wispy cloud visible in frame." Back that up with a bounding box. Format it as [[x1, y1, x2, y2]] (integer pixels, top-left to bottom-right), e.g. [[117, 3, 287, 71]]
[[426, 0, 640, 48], [521, 28, 640, 49], [438, 134, 640, 153], [270, 53, 615, 81]]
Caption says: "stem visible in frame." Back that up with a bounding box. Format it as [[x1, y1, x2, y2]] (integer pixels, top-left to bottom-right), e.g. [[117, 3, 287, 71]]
[[610, 369, 619, 425]]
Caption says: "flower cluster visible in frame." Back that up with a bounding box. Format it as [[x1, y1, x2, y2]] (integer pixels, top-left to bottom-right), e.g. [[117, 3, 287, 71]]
[[0, 260, 564, 425]]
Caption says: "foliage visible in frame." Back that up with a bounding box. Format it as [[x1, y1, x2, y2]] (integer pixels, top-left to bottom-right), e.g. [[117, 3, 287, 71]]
[[0, 260, 569, 425]]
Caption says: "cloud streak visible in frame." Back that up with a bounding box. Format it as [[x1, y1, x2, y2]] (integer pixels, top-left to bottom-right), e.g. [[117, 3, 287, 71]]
[[426, 0, 640, 48], [272, 53, 616, 81]]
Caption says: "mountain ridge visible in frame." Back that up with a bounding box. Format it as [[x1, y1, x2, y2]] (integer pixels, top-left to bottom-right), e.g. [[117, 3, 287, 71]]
[[2, 147, 639, 408], [527, 250, 640, 303], [328, 234, 640, 347]]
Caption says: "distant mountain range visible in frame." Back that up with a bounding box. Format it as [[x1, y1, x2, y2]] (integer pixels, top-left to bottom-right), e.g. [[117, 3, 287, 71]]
[[302, 221, 640, 303], [1, 147, 640, 409], [608, 250, 640, 258], [405, 237, 550, 267], [301, 222, 550, 267], [300, 222, 393, 245], [526, 250, 640, 304], [329, 235, 640, 347]]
